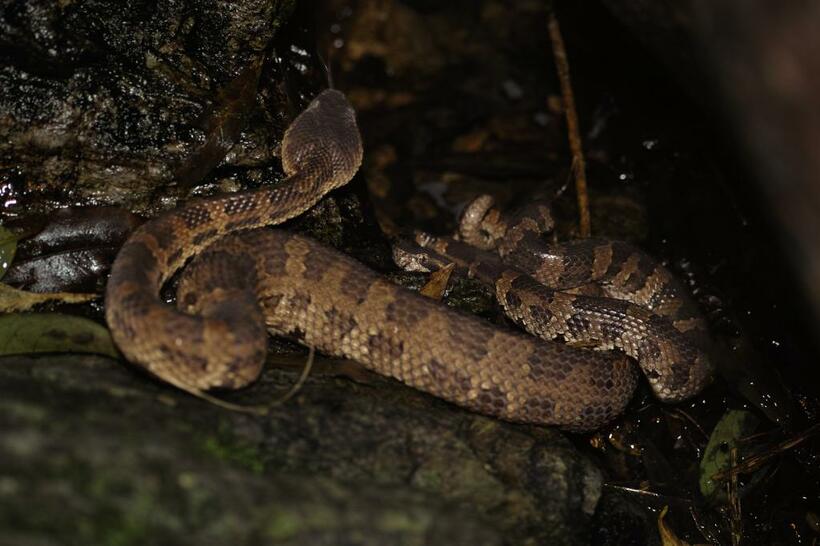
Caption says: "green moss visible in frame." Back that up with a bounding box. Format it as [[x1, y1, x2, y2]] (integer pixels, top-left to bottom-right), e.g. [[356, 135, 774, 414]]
[[272, 0, 297, 30], [201, 434, 265, 474], [193, 416, 267, 473], [68, 464, 161, 546], [412, 466, 442, 489], [262, 503, 341, 540], [264, 509, 302, 540], [379, 510, 430, 533], [95, 493, 155, 546]]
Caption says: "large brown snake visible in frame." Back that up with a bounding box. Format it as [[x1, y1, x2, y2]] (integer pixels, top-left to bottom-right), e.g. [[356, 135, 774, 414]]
[[105, 89, 712, 431]]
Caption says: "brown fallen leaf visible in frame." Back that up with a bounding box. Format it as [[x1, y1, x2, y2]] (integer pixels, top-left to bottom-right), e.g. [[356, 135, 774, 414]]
[[658, 506, 690, 546], [0, 283, 97, 313], [3, 206, 142, 293], [5, 247, 119, 293], [420, 262, 454, 300], [0, 225, 17, 279], [658, 506, 710, 546]]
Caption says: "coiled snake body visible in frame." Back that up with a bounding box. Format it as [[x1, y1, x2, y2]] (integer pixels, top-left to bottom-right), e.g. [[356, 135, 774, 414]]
[[105, 90, 712, 431]]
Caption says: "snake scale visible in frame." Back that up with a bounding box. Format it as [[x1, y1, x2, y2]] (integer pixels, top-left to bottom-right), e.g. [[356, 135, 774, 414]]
[[105, 89, 712, 431]]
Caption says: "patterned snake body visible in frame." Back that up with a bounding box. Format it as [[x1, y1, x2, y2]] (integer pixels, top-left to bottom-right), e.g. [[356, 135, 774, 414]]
[[105, 89, 711, 431], [400, 233, 709, 404], [105, 90, 362, 392]]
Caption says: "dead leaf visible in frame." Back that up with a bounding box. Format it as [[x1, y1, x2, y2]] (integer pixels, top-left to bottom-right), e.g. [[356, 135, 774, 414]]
[[0, 283, 96, 313], [0, 225, 17, 279], [658, 506, 690, 546], [420, 262, 454, 300]]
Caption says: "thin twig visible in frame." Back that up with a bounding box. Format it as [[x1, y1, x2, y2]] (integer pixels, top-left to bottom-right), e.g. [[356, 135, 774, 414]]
[[272, 345, 316, 405], [728, 447, 743, 546], [603, 483, 693, 505], [548, 11, 591, 237], [667, 407, 709, 440], [605, 484, 663, 498], [178, 346, 317, 414], [180, 386, 268, 416]]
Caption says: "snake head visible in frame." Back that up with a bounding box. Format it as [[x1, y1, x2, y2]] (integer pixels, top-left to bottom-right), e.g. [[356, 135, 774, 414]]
[[281, 89, 363, 191]]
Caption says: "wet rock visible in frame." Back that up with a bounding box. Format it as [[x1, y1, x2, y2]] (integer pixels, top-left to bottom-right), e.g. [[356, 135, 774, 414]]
[[0, 353, 602, 545], [0, 0, 296, 218]]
